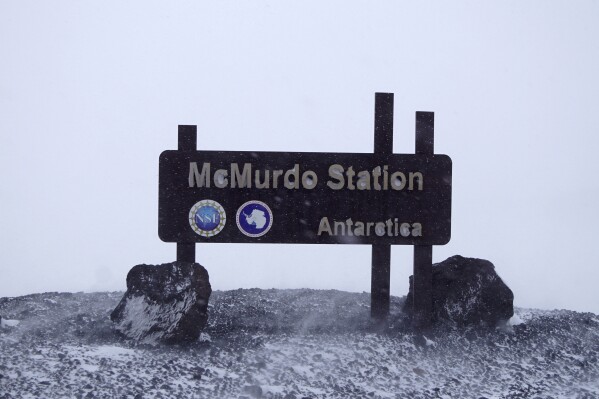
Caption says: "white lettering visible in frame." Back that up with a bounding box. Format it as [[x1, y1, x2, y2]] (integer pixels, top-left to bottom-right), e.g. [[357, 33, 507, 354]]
[[272, 170, 284, 188], [334, 221, 346, 236], [409, 172, 424, 191], [327, 164, 344, 190], [302, 170, 318, 189], [255, 170, 270, 189], [372, 166, 382, 190], [231, 163, 252, 188], [188, 162, 424, 192], [214, 169, 228, 188], [386, 219, 393, 236], [400, 223, 411, 237], [284, 164, 300, 189], [189, 162, 210, 188], [354, 222, 365, 236], [356, 171, 371, 190], [412, 223, 422, 237], [317, 217, 332, 236], [390, 172, 406, 190], [315, 217, 422, 238], [375, 222, 385, 236], [346, 167, 356, 190]]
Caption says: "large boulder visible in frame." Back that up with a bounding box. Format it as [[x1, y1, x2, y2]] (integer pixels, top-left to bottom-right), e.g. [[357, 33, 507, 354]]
[[111, 262, 211, 344], [404, 255, 514, 327]]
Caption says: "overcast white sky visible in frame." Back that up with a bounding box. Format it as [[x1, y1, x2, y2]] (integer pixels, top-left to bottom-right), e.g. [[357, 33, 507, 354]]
[[1, 1, 598, 313]]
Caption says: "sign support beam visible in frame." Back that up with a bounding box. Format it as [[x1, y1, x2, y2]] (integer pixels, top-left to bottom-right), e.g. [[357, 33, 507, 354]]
[[160, 97, 450, 330], [371, 93, 393, 320], [413, 112, 434, 328], [176, 125, 197, 263]]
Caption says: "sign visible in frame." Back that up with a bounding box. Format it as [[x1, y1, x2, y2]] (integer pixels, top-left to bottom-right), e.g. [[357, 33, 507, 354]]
[[159, 150, 452, 245], [158, 93, 452, 325]]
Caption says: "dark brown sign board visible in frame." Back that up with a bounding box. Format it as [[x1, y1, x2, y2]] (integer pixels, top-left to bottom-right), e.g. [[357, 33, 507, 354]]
[[159, 151, 452, 245], [158, 93, 451, 327]]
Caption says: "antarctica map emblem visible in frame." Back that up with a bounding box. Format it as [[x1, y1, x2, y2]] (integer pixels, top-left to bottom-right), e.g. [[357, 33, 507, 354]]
[[188, 199, 227, 237], [236, 200, 273, 238]]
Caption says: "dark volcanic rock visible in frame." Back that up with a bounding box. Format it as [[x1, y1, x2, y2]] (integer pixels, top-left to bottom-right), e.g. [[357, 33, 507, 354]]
[[404, 255, 514, 326], [111, 262, 211, 344]]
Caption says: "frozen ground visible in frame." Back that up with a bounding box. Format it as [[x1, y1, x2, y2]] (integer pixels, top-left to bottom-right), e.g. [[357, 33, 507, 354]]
[[1, 289, 598, 398]]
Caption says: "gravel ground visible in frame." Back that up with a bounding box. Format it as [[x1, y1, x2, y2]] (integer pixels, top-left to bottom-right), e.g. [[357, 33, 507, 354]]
[[1, 289, 598, 398]]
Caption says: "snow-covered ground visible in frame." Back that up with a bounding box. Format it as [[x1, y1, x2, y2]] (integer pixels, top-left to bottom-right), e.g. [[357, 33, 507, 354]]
[[1, 289, 598, 398]]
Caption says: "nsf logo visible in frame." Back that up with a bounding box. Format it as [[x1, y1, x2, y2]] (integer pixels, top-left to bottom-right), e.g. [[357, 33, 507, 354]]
[[236, 200, 273, 238], [189, 200, 226, 237]]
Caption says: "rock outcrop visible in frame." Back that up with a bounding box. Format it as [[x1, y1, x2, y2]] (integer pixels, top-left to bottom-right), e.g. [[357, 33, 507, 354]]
[[111, 262, 211, 344], [404, 255, 514, 327]]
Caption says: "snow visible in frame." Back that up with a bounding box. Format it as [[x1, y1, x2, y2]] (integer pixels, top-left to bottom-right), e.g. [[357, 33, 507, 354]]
[[0, 318, 20, 327], [88, 345, 137, 358], [508, 313, 524, 326], [80, 363, 100, 373], [422, 335, 437, 347], [199, 332, 211, 342], [1, 290, 598, 398], [114, 291, 198, 344]]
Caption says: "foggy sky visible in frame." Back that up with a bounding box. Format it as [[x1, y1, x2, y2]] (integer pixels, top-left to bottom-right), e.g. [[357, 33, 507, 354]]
[[1, 1, 598, 313]]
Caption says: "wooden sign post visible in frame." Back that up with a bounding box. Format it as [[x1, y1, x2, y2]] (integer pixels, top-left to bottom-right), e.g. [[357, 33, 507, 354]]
[[160, 93, 452, 328]]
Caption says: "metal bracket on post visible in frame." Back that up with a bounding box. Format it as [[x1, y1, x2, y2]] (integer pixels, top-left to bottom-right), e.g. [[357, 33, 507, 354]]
[[176, 125, 197, 263], [413, 112, 434, 328], [371, 93, 393, 321]]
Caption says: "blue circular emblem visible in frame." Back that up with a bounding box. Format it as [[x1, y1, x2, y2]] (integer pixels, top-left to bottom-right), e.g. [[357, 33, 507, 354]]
[[189, 200, 226, 237], [195, 206, 220, 230], [236, 201, 273, 237]]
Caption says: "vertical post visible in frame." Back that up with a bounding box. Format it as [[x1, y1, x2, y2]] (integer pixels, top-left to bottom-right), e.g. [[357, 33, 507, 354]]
[[371, 244, 391, 320], [177, 125, 197, 263], [371, 93, 393, 320], [178, 125, 197, 151], [415, 112, 434, 155], [413, 112, 434, 328], [374, 93, 394, 155], [177, 243, 195, 263]]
